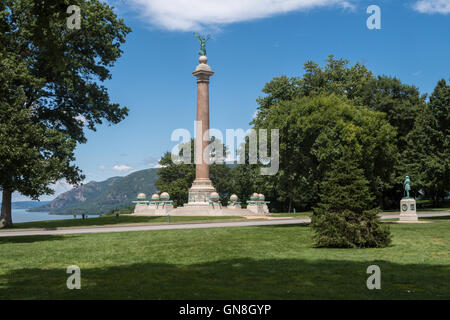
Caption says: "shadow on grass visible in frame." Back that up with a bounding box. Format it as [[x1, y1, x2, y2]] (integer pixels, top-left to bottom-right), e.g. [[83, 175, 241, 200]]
[[6, 216, 165, 229], [383, 216, 450, 224], [1, 257, 449, 300], [422, 216, 450, 221], [6, 216, 244, 230], [0, 235, 73, 244]]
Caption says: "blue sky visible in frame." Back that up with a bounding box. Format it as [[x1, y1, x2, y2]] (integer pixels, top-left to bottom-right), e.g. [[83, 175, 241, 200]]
[[11, 0, 450, 201]]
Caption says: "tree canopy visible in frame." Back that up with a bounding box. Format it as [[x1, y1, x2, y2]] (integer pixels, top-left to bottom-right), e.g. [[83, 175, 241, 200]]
[[252, 94, 397, 212], [252, 55, 448, 209], [401, 79, 450, 203], [254, 55, 424, 154]]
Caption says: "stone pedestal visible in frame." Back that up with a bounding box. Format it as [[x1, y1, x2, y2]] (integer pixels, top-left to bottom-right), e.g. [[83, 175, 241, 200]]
[[400, 198, 418, 222], [134, 203, 153, 214], [227, 203, 242, 210], [186, 178, 216, 206], [155, 203, 174, 216], [247, 204, 265, 215]]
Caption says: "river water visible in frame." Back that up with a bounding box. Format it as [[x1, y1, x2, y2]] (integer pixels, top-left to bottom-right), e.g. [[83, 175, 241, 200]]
[[11, 209, 100, 223]]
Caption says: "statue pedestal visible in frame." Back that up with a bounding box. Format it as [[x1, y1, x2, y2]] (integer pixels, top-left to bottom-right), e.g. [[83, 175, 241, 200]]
[[247, 204, 265, 214], [185, 179, 216, 207], [400, 198, 418, 222], [156, 203, 174, 215], [134, 203, 153, 214]]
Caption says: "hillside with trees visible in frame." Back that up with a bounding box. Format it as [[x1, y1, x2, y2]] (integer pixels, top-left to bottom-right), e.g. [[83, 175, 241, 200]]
[[30, 169, 158, 215]]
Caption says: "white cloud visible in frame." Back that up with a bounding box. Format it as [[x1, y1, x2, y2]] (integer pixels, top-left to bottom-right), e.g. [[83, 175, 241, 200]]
[[5, 180, 78, 202], [113, 164, 133, 172], [130, 0, 355, 31], [51, 180, 75, 194], [413, 0, 450, 14], [148, 160, 164, 168], [75, 115, 88, 126], [143, 156, 164, 168]]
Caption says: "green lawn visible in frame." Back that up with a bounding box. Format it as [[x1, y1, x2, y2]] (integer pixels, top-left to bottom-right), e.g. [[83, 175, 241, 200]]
[[5, 209, 446, 230], [4, 215, 245, 230], [4, 213, 314, 230], [0, 217, 449, 299]]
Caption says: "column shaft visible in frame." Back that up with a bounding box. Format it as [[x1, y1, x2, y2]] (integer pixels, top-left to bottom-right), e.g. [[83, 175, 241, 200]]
[[196, 80, 210, 180], [187, 56, 216, 205]]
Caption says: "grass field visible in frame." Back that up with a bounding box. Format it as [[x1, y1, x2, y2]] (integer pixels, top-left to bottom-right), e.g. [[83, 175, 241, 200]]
[[4, 215, 247, 230], [0, 216, 449, 299], [4, 213, 313, 230], [4, 209, 446, 230]]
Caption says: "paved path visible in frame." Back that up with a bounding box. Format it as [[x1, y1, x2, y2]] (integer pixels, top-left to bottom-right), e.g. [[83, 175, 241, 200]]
[[0, 218, 310, 237], [0, 212, 448, 238]]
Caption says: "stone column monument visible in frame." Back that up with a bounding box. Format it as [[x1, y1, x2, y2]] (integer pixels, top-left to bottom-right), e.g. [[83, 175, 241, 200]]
[[132, 35, 271, 217], [186, 34, 216, 206]]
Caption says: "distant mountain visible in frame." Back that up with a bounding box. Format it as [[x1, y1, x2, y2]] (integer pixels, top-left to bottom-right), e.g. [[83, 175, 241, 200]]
[[1, 201, 51, 210], [30, 168, 159, 214]]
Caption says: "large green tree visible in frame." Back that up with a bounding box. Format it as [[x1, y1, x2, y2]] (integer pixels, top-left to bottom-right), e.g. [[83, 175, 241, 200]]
[[0, 52, 82, 226], [0, 0, 131, 225], [0, 106, 81, 226], [254, 94, 397, 212], [430, 79, 450, 136], [254, 56, 424, 153], [231, 162, 258, 209], [311, 154, 391, 248], [155, 151, 195, 207], [253, 55, 427, 208], [401, 79, 450, 204]]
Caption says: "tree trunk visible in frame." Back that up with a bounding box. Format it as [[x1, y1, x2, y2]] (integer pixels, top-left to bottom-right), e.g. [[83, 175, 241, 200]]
[[432, 194, 438, 207], [1, 188, 13, 227], [378, 194, 384, 210], [288, 198, 292, 213]]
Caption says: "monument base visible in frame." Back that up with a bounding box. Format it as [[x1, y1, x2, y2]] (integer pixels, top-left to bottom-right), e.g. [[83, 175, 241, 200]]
[[153, 206, 269, 216], [399, 198, 418, 222], [186, 178, 216, 206], [132, 179, 272, 216], [227, 203, 242, 210], [133, 203, 175, 215], [133, 200, 271, 217], [134, 203, 156, 214]]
